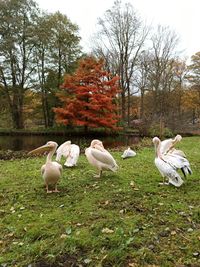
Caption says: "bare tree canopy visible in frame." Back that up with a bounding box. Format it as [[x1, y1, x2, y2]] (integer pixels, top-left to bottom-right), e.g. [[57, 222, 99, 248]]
[[91, 0, 149, 126]]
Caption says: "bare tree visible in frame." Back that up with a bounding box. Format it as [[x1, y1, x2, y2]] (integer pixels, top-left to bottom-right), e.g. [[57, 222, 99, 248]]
[[134, 50, 152, 119], [91, 0, 149, 127], [147, 25, 180, 120]]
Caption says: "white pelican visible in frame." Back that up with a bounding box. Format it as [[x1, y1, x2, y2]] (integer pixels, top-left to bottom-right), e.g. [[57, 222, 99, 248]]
[[152, 137, 192, 187], [160, 134, 185, 157], [56, 141, 80, 167], [29, 141, 62, 193], [85, 139, 118, 178], [121, 147, 136, 159]]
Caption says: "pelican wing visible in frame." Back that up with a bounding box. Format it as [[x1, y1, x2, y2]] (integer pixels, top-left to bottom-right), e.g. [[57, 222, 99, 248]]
[[155, 157, 184, 187], [163, 154, 191, 173], [55, 150, 62, 162], [169, 149, 186, 158], [160, 138, 173, 155], [64, 144, 80, 167], [41, 164, 46, 176], [168, 171, 184, 187], [160, 135, 182, 155], [90, 148, 117, 167], [56, 141, 71, 161]]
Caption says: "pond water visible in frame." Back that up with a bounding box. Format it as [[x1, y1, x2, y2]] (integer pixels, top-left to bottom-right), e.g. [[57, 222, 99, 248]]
[[0, 134, 140, 151]]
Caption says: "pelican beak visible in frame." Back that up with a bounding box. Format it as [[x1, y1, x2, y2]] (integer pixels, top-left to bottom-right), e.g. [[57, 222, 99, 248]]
[[28, 143, 53, 155]]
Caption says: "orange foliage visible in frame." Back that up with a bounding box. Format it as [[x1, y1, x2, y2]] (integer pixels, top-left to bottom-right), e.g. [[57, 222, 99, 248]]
[[182, 89, 200, 111], [54, 57, 121, 130]]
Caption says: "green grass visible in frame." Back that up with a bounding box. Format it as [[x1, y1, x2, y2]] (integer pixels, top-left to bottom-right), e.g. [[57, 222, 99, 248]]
[[0, 136, 200, 267]]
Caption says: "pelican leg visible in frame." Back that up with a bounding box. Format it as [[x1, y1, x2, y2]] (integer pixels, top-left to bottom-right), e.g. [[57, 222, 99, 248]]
[[94, 170, 102, 178], [46, 184, 52, 193], [164, 177, 169, 185], [53, 184, 60, 193], [159, 176, 169, 185]]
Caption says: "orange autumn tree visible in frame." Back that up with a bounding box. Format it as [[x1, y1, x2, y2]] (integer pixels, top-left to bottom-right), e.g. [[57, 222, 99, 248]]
[[54, 57, 121, 131]]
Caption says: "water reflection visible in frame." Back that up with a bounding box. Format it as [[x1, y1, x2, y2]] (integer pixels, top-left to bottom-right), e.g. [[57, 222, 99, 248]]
[[0, 134, 140, 151]]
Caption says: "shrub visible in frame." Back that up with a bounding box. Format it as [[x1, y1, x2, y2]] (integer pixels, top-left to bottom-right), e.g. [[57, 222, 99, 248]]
[[148, 124, 174, 138]]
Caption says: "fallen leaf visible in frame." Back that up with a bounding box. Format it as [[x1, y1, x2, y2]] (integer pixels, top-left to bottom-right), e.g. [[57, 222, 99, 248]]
[[60, 234, 67, 239], [84, 258, 92, 264], [65, 227, 72, 235], [102, 227, 114, 234], [171, 231, 176, 235], [128, 263, 138, 267], [130, 181, 135, 187]]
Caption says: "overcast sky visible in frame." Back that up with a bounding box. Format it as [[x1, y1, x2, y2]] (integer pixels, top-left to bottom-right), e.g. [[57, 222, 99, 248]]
[[36, 0, 200, 59]]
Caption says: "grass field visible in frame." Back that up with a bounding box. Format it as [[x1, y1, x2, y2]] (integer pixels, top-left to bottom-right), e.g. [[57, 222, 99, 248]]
[[0, 136, 200, 267]]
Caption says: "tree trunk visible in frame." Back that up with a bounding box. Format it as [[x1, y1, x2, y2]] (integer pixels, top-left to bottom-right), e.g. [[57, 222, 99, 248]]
[[11, 92, 24, 129], [127, 86, 130, 127], [121, 90, 126, 128], [84, 125, 88, 133], [140, 90, 144, 119], [41, 90, 48, 128]]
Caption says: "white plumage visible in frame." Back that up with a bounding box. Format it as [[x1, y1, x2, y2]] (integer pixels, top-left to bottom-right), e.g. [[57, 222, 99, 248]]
[[153, 136, 192, 187], [56, 141, 80, 167], [29, 141, 62, 193], [85, 139, 118, 178], [121, 147, 136, 159], [159, 134, 186, 157]]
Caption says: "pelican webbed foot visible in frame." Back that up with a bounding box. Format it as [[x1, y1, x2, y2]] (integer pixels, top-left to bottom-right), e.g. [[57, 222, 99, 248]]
[[46, 190, 53, 193], [53, 185, 60, 193], [93, 170, 102, 178], [46, 184, 53, 193], [159, 182, 169, 185]]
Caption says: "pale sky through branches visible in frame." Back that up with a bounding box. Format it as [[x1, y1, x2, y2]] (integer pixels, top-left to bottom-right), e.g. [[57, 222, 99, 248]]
[[36, 0, 200, 59]]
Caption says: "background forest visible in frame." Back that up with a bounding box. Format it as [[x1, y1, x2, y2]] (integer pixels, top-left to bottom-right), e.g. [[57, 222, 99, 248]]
[[1, 0, 200, 136]]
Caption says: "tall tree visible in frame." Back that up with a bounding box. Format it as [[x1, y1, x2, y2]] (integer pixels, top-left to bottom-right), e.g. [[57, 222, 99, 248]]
[[0, 0, 39, 128], [33, 13, 52, 128], [33, 11, 82, 128], [186, 51, 200, 123], [147, 26, 180, 120], [48, 11, 81, 88], [187, 52, 200, 89], [54, 57, 120, 132], [92, 0, 149, 127], [134, 50, 151, 119]]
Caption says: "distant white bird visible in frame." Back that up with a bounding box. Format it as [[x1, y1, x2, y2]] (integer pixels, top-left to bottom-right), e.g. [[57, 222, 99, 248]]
[[121, 147, 136, 159], [152, 137, 192, 187], [56, 141, 80, 167], [85, 139, 118, 178], [29, 141, 62, 193]]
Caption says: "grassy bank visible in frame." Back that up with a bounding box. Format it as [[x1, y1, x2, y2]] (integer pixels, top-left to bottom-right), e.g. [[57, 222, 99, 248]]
[[0, 137, 200, 267]]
